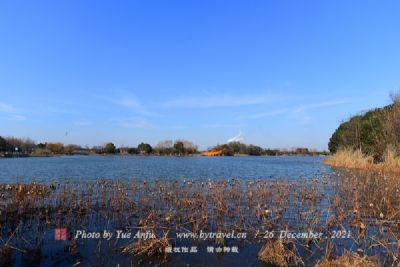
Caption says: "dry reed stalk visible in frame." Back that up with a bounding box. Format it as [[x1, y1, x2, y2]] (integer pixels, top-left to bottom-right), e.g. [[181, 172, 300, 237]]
[[121, 231, 169, 257], [257, 239, 303, 267], [325, 147, 400, 173], [0, 172, 399, 266], [323, 149, 373, 170], [315, 251, 379, 267]]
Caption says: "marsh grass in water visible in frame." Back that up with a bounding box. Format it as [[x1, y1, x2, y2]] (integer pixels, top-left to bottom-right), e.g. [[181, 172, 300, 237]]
[[0, 172, 399, 266]]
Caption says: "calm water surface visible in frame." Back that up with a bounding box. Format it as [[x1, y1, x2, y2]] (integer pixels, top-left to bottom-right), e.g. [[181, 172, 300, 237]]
[[0, 155, 332, 183]]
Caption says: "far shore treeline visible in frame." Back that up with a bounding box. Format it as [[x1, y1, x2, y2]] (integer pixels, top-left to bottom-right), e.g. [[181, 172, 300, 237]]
[[0, 136, 327, 157]]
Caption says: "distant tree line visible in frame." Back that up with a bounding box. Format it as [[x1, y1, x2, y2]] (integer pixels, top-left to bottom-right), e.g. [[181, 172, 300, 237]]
[[210, 141, 325, 156], [154, 140, 198, 155], [0, 137, 36, 154], [328, 92, 400, 162], [0, 136, 326, 157], [0, 138, 195, 156]]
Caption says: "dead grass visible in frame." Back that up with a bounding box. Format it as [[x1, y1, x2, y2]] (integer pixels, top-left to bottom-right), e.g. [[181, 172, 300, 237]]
[[0, 245, 11, 266], [315, 251, 379, 267], [323, 149, 373, 170], [0, 173, 399, 266], [323, 148, 400, 173], [381, 147, 400, 169], [121, 231, 169, 258], [257, 240, 303, 267]]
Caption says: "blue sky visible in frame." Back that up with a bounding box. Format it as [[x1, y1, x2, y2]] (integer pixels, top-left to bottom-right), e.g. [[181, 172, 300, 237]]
[[0, 1, 399, 150]]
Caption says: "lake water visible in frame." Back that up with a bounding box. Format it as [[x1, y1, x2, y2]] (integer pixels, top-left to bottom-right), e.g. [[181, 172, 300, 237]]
[[0, 155, 331, 183], [3, 155, 394, 266]]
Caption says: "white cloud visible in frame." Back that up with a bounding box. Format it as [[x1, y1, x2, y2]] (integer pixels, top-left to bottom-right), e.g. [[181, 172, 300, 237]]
[[227, 132, 244, 143]]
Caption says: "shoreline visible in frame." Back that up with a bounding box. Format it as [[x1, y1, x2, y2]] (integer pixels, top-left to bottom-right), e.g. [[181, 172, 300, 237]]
[[1, 153, 328, 159]]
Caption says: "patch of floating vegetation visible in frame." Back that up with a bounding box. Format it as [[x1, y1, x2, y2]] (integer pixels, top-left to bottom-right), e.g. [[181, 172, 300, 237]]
[[0, 171, 399, 266]]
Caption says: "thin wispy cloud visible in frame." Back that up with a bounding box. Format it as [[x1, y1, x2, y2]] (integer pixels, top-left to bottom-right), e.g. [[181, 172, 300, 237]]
[[293, 99, 351, 113], [9, 114, 27, 121], [0, 102, 27, 121], [92, 90, 155, 116], [0, 103, 16, 113], [237, 99, 351, 120], [163, 93, 273, 108], [117, 98, 154, 116], [105, 89, 156, 117]]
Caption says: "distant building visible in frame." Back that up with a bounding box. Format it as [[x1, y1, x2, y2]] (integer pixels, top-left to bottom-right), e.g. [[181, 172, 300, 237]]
[[201, 150, 223, 156]]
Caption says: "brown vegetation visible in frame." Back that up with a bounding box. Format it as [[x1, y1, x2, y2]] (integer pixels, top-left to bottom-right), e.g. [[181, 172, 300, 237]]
[[257, 239, 303, 266], [324, 148, 400, 173], [0, 170, 399, 266], [315, 251, 379, 267]]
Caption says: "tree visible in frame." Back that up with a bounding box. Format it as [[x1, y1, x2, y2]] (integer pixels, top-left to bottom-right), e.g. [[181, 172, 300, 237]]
[[265, 148, 280, 156], [180, 140, 198, 154], [37, 143, 46, 149], [295, 148, 309, 155], [155, 140, 174, 155], [46, 142, 64, 154], [64, 144, 81, 154], [328, 102, 393, 162], [247, 145, 263, 156], [127, 147, 138, 154], [0, 136, 9, 152], [390, 90, 400, 103], [21, 138, 36, 153], [383, 99, 400, 155], [229, 141, 242, 154], [3, 137, 36, 153], [173, 141, 185, 155], [212, 144, 234, 156], [103, 142, 116, 154], [137, 143, 152, 154]]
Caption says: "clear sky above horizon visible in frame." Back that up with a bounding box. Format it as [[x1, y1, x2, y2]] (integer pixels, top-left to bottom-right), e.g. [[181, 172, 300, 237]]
[[1, 1, 399, 150]]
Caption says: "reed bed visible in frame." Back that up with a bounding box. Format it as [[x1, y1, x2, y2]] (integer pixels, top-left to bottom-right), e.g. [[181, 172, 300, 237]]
[[323, 149, 374, 170], [0, 171, 399, 266], [324, 148, 400, 173]]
